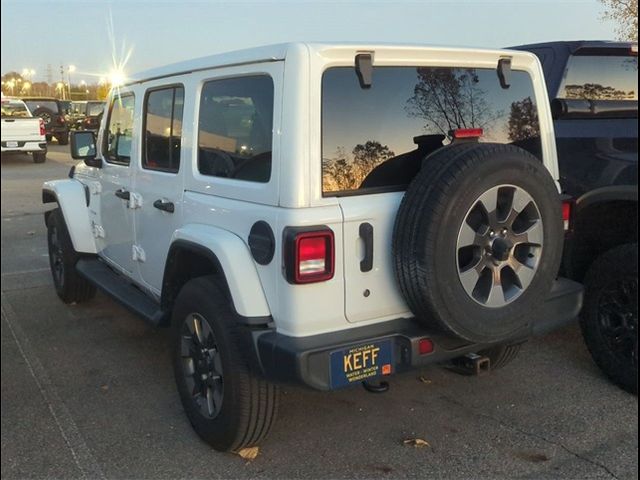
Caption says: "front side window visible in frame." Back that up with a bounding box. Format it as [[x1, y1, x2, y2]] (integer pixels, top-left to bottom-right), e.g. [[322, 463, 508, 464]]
[[558, 54, 638, 101], [198, 75, 273, 183], [322, 67, 542, 195], [143, 86, 184, 172], [103, 93, 135, 165]]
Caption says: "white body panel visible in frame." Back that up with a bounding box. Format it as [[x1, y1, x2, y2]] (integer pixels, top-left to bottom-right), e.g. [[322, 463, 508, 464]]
[[55, 42, 560, 338]]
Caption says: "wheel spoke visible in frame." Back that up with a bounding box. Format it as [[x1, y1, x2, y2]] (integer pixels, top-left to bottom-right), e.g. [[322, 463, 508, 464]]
[[485, 269, 505, 307], [477, 187, 499, 221], [510, 258, 536, 290], [459, 261, 483, 296], [205, 387, 215, 416], [513, 220, 543, 246], [458, 222, 482, 248]]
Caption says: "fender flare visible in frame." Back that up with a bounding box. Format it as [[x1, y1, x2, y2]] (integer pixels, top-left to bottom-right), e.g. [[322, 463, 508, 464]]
[[576, 185, 638, 213], [165, 225, 271, 319], [42, 179, 97, 254]]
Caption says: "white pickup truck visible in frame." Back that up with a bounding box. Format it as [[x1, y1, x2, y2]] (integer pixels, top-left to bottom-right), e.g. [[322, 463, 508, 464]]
[[1, 97, 47, 163]]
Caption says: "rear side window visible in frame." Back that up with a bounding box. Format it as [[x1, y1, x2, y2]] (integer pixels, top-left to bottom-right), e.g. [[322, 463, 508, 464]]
[[103, 93, 135, 165], [197, 75, 273, 183], [143, 86, 184, 172], [558, 55, 638, 101], [322, 67, 542, 196]]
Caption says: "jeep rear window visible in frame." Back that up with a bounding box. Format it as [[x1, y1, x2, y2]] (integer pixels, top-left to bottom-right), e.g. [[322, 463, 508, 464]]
[[23, 100, 59, 114], [558, 55, 638, 101], [197, 75, 274, 183], [322, 66, 542, 196]]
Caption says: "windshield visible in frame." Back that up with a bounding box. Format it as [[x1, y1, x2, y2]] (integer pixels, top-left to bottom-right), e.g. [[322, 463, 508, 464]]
[[1, 101, 31, 118]]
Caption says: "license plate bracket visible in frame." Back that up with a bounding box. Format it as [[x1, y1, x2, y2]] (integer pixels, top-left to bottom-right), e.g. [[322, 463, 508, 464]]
[[6, 141, 18, 148], [329, 339, 394, 389]]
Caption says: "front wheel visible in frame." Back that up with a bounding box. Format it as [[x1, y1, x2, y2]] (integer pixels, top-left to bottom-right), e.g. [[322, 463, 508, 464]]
[[580, 244, 638, 394], [172, 275, 279, 452], [47, 209, 96, 303]]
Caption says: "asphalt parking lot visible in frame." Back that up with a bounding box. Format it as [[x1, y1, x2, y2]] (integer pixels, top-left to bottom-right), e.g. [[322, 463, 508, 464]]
[[1, 145, 638, 480]]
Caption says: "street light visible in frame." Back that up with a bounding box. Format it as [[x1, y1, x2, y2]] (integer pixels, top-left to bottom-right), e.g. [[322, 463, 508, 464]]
[[67, 65, 76, 99]]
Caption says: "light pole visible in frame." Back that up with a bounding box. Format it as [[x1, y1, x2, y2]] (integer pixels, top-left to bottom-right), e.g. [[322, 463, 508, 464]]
[[68, 65, 76, 100]]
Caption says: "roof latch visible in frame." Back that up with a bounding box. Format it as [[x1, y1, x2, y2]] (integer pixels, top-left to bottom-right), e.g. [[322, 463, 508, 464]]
[[497, 57, 512, 89], [355, 53, 373, 89]]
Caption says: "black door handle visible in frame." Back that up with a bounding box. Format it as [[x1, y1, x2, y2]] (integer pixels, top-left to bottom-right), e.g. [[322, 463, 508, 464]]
[[153, 199, 175, 213], [115, 189, 130, 200], [359, 222, 374, 272]]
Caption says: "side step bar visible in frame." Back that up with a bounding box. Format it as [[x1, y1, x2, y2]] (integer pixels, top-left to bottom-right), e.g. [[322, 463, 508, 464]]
[[76, 258, 167, 326]]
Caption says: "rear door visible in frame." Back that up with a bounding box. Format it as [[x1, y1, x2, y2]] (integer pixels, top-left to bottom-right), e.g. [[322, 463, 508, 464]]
[[321, 64, 545, 323]]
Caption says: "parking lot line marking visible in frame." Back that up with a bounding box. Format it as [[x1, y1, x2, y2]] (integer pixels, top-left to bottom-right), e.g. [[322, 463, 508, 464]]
[[1, 292, 106, 480], [1, 268, 50, 277]]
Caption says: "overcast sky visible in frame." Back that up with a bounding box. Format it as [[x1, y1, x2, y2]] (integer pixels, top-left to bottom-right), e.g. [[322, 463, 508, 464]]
[[1, 0, 617, 83]]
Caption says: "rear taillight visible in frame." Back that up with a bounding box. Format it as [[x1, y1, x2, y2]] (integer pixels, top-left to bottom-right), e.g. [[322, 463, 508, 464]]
[[561, 197, 574, 233], [39, 118, 46, 136], [284, 227, 335, 284]]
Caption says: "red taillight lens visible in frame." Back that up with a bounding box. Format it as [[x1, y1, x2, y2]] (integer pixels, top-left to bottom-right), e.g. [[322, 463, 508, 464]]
[[284, 228, 335, 284], [452, 128, 483, 139], [39, 118, 46, 136], [58, 116, 65, 124], [562, 200, 573, 232], [418, 338, 434, 355]]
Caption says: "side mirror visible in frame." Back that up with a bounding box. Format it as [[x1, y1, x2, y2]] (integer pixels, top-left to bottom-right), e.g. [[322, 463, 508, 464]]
[[70, 130, 102, 167]]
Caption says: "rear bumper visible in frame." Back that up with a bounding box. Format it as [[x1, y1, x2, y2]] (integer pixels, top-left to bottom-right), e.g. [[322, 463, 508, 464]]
[[248, 278, 583, 391], [1, 141, 47, 153]]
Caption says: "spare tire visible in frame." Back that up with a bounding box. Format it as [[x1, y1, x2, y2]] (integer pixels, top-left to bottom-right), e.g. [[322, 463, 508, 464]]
[[393, 143, 563, 343]]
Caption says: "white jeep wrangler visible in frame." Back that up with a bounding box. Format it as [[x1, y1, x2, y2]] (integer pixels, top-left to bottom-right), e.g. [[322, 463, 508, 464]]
[[43, 43, 582, 452]]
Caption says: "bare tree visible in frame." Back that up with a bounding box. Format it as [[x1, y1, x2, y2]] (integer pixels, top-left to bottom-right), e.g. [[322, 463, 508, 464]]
[[600, 0, 638, 41], [323, 141, 395, 192], [406, 68, 501, 137], [508, 97, 540, 142]]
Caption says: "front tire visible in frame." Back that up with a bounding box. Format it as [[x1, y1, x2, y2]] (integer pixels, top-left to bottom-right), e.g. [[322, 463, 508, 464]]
[[46, 209, 96, 303], [580, 244, 638, 394], [172, 275, 279, 452]]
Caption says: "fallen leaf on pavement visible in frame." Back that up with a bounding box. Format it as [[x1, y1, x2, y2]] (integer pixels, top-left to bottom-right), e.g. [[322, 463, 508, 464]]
[[418, 376, 432, 384], [236, 446, 259, 460], [403, 438, 430, 448]]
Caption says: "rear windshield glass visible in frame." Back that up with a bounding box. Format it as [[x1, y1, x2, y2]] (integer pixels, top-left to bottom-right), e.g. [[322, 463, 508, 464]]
[[558, 55, 638, 101], [87, 102, 104, 116], [322, 66, 542, 196], [23, 100, 59, 114], [1, 102, 30, 118]]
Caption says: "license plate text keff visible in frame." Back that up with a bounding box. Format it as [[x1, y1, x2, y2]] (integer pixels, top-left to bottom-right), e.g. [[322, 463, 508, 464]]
[[329, 340, 394, 389]]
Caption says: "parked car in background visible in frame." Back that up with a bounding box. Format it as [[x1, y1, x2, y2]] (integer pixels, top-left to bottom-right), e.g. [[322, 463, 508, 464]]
[[1, 97, 47, 163], [44, 43, 582, 452], [515, 40, 638, 393], [21, 97, 70, 145], [71, 100, 105, 131]]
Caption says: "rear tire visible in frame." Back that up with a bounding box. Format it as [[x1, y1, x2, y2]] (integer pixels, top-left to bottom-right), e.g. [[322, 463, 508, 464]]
[[580, 244, 637, 394], [172, 275, 279, 452], [46, 209, 96, 304], [33, 152, 46, 163], [56, 133, 69, 145]]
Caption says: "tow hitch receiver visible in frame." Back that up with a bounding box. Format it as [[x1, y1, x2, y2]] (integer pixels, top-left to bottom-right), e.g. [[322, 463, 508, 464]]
[[448, 353, 491, 376]]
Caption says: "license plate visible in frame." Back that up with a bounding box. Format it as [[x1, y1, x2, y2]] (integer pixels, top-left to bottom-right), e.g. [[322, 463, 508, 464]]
[[330, 339, 394, 389], [6, 141, 18, 148]]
